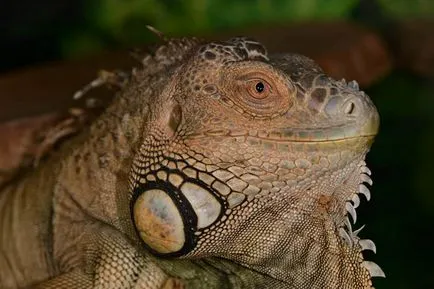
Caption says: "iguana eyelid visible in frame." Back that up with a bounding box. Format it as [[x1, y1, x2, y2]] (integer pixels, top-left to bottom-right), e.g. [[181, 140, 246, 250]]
[[235, 70, 274, 83]]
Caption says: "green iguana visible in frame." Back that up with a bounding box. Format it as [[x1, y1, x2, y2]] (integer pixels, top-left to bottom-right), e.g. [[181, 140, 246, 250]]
[[0, 34, 384, 288]]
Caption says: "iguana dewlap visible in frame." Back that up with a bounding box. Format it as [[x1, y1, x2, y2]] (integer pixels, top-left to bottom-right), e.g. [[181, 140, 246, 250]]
[[0, 35, 384, 288]]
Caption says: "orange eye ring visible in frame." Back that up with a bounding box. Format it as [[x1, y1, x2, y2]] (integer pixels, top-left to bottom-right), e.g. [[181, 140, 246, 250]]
[[221, 66, 294, 117], [246, 79, 271, 99]]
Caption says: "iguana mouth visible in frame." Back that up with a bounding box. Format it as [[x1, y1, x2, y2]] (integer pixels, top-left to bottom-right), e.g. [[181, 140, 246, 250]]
[[189, 132, 377, 147], [192, 109, 379, 143]]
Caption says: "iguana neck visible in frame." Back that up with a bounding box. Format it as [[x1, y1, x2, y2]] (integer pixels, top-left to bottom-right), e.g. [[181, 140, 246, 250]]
[[50, 88, 288, 288], [52, 84, 153, 251]]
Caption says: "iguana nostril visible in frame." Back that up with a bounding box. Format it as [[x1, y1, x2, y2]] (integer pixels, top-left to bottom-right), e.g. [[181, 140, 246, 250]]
[[326, 97, 361, 117], [344, 101, 356, 115]]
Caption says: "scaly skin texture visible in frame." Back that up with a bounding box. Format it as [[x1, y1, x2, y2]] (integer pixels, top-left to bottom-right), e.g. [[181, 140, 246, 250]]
[[0, 36, 383, 289]]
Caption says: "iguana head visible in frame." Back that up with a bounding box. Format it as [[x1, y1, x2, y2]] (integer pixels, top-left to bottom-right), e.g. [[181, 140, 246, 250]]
[[130, 37, 382, 288]]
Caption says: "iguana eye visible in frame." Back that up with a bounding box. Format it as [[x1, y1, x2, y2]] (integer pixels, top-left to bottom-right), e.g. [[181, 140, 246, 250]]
[[221, 65, 294, 117], [246, 79, 271, 99]]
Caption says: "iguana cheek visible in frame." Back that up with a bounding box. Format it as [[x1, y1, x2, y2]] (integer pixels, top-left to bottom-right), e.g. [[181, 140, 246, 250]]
[[132, 180, 224, 256], [133, 189, 185, 254]]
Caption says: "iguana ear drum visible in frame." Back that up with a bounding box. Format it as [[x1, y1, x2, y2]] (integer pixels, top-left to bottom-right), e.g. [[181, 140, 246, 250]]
[[132, 179, 223, 256]]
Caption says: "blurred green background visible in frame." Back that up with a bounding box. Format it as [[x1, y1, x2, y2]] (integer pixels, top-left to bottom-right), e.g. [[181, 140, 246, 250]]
[[1, 0, 434, 71], [1, 0, 433, 288]]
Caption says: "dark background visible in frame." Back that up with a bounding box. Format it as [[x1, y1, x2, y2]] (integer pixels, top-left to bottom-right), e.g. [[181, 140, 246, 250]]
[[1, 0, 433, 288]]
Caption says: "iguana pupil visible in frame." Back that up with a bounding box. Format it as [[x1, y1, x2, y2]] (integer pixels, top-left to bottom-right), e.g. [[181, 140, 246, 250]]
[[255, 82, 264, 93]]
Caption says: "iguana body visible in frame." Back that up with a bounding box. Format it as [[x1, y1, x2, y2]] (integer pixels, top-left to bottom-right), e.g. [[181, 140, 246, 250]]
[[0, 36, 383, 288]]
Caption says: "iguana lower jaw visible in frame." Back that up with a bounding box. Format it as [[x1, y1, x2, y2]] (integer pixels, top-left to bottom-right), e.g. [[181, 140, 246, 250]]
[[131, 124, 381, 286]]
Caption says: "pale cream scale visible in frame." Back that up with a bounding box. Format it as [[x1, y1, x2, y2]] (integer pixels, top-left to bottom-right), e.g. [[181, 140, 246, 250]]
[[133, 167, 224, 255]]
